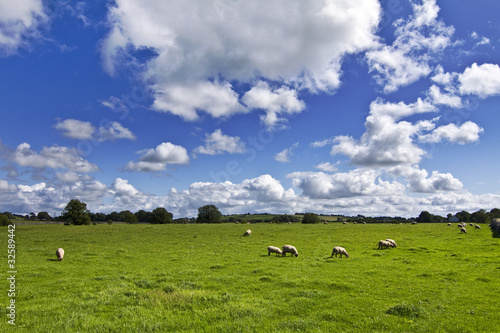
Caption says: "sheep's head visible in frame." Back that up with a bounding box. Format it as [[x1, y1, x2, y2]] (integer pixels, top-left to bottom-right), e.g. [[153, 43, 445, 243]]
[[294, 253, 298, 257], [345, 253, 349, 258]]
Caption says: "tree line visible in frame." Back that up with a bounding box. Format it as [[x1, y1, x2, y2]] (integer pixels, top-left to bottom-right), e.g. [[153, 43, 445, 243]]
[[416, 209, 500, 223]]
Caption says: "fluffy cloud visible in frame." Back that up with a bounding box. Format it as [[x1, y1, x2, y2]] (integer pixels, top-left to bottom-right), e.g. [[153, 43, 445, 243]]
[[151, 81, 247, 121], [0, 180, 17, 192], [194, 129, 246, 155], [125, 142, 189, 172], [102, 0, 380, 122], [55, 119, 96, 140], [366, 0, 454, 93], [241, 82, 305, 129], [274, 142, 299, 163], [12, 143, 99, 173], [288, 169, 405, 199], [315, 162, 338, 172], [418, 121, 483, 145], [458, 63, 500, 98], [98, 121, 137, 141], [0, 0, 47, 55], [1, 174, 499, 218], [330, 98, 436, 167], [388, 165, 463, 193], [56, 119, 136, 142], [428, 85, 462, 108]]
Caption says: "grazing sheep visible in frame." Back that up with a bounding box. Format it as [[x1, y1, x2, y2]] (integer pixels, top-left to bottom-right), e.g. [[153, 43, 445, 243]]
[[469, 223, 474, 227], [378, 240, 392, 249], [324, 222, 328, 225], [386, 239, 397, 248], [56, 248, 64, 261], [343, 221, 347, 224], [460, 227, 467, 233], [363, 222, 367, 224], [243, 230, 251, 236], [282, 245, 299, 257], [268, 246, 282, 256], [330, 246, 349, 258], [447, 223, 451, 226], [475, 225, 481, 229], [412, 221, 417, 225]]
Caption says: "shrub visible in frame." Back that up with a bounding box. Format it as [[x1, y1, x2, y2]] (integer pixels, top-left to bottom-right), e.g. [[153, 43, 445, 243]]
[[302, 212, 321, 224], [0, 214, 13, 226]]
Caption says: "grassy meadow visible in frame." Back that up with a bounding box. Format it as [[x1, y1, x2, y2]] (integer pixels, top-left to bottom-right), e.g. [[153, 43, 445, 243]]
[[3, 222, 500, 332]]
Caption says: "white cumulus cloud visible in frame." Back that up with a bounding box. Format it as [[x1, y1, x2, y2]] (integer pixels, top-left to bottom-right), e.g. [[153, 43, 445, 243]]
[[194, 129, 246, 155], [55, 119, 96, 140], [419, 121, 483, 145], [0, 0, 47, 55], [125, 142, 189, 172], [458, 63, 500, 98], [330, 98, 436, 167], [102, 0, 381, 123], [388, 165, 463, 193], [274, 142, 299, 163], [242, 81, 306, 129], [366, 0, 454, 93], [12, 143, 99, 173]]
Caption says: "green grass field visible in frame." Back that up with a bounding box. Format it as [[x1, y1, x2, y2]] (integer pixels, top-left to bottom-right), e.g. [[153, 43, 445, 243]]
[[3, 222, 500, 332]]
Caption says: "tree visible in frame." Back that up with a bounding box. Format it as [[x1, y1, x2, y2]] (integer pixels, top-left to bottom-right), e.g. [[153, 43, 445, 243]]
[[37, 212, 51, 221], [416, 211, 432, 223], [489, 208, 500, 219], [455, 210, 470, 222], [121, 210, 138, 224], [135, 210, 152, 223], [471, 209, 489, 224], [302, 212, 321, 224], [197, 205, 222, 223], [62, 199, 91, 225], [107, 211, 121, 222], [0, 214, 12, 226], [151, 207, 173, 224]]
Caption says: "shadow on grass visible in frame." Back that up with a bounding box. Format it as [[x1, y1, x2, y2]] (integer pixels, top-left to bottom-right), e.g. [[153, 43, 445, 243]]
[[46, 258, 61, 261]]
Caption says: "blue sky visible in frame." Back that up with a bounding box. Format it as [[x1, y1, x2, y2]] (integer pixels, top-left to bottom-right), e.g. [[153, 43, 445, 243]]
[[1, 0, 500, 218]]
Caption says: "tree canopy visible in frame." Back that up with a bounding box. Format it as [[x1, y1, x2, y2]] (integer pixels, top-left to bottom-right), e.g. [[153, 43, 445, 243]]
[[197, 205, 222, 223], [302, 212, 321, 224], [151, 207, 173, 224], [62, 199, 91, 225]]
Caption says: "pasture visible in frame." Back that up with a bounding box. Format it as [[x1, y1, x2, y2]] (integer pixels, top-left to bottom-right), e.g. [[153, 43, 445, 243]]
[[3, 222, 500, 332]]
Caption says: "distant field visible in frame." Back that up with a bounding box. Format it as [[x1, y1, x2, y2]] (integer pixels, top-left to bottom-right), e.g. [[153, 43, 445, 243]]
[[3, 223, 499, 332]]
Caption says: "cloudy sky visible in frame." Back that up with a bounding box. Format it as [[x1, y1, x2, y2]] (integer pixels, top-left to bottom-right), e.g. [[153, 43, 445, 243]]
[[1, 0, 500, 218]]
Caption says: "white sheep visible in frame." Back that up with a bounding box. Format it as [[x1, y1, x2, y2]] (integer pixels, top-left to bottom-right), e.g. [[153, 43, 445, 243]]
[[412, 221, 417, 225], [282, 244, 299, 257], [243, 230, 251, 236], [447, 223, 451, 226], [469, 223, 474, 227], [378, 240, 392, 249], [56, 248, 64, 261], [475, 225, 481, 229], [330, 246, 349, 258], [460, 227, 467, 233], [268, 246, 282, 256], [386, 239, 397, 248]]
